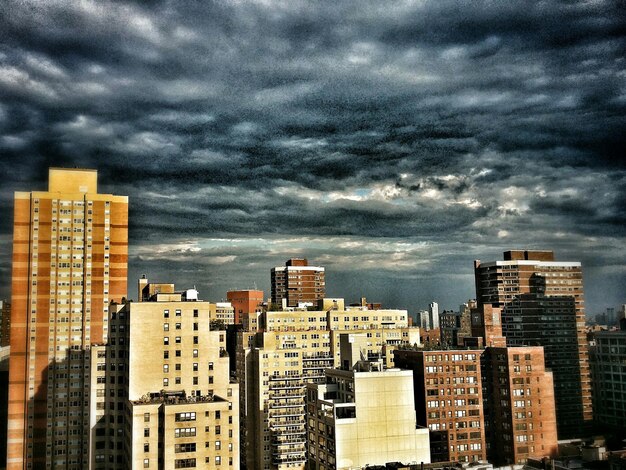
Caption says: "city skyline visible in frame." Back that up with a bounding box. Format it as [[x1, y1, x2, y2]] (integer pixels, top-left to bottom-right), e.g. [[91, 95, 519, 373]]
[[1, 1, 625, 314]]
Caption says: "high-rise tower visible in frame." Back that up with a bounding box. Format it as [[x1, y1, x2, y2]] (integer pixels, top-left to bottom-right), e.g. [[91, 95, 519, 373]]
[[7, 168, 128, 469], [270, 258, 325, 308], [474, 250, 591, 438]]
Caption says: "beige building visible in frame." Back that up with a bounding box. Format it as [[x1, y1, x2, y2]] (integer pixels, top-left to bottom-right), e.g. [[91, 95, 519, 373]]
[[7, 168, 128, 469], [211, 302, 235, 325], [237, 301, 420, 470], [89, 278, 239, 469], [306, 334, 430, 469]]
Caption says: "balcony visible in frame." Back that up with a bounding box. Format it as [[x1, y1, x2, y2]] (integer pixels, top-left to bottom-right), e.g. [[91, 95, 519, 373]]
[[269, 383, 304, 390], [271, 420, 306, 427], [270, 374, 301, 381], [269, 392, 305, 399]]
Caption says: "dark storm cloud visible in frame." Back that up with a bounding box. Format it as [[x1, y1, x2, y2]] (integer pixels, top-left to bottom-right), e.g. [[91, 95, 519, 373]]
[[1, 0, 625, 312]]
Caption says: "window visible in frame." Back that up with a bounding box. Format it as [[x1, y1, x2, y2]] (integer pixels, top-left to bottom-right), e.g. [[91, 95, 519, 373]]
[[144, 458, 150, 468], [164, 337, 169, 345], [175, 443, 197, 453], [175, 412, 196, 422], [193, 349, 198, 358], [175, 337, 181, 344], [193, 336, 198, 344], [174, 458, 196, 468], [193, 363, 198, 372], [176, 323, 181, 330], [163, 378, 169, 387], [164, 310, 169, 318], [164, 351, 169, 359], [164, 323, 169, 331], [163, 364, 169, 373], [144, 428, 150, 437], [175, 428, 196, 438], [144, 443, 149, 452], [144, 413, 150, 422]]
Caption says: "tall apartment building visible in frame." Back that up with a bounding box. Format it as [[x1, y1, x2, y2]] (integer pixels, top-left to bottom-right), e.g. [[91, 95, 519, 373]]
[[467, 292, 559, 466], [270, 258, 325, 308], [0, 300, 10, 347], [306, 334, 430, 469], [237, 301, 416, 470], [7, 168, 128, 469], [483, 347, 558, 465], [393, 348, 487, 463], [474, 250, 591, 438], [227, 289, 264, 325], [90, 279, 239, 469], [590, 322, 626, 434]]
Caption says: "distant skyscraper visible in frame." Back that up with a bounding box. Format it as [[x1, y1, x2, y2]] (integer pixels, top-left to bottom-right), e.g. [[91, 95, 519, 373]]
[[474, 249, 591, 438], [270, 258, 325, 308], [429, 301, 439, 329], [7, 168, 128, 469], [418, 310, 430, 330]]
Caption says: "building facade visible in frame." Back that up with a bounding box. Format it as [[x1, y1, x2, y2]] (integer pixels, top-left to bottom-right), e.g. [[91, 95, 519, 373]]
[[590, 324, 626, 434], [227, 289, 264, 325], [474, 250, 591, 438], [270, 259, 325, 308], [393, 348, 487, 464], [90, 280, 239, 469], [483, 346, 558, 465], [7, 168, 128, 469], [440, 301, 474, 348], [238, 302, 417, 470], [306, 334, 430, 470]]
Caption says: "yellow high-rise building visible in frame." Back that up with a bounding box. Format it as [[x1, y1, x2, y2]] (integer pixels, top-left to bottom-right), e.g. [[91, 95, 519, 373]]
[[7, 168, 128, 469]]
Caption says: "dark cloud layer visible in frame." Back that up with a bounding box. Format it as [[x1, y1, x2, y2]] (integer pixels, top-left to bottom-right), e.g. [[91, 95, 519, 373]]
[[1, 0, 625, 314]]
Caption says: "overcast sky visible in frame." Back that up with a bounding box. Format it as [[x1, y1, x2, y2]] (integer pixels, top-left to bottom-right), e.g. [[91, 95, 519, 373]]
[[1, 0, 625, 316]]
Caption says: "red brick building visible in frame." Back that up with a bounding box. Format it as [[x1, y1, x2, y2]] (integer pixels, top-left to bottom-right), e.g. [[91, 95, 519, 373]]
[[270, 258, 325, 308]]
